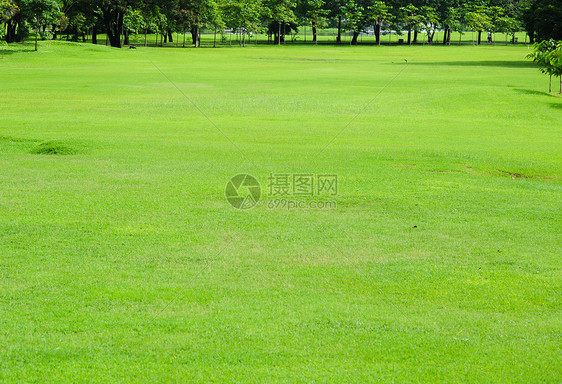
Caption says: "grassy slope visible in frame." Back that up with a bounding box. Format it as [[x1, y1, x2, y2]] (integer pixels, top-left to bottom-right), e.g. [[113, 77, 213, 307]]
[[0, 41, 561, 383]]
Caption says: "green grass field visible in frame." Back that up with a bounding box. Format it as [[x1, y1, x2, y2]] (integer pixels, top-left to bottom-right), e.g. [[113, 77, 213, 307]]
[[1, 41, 561, 383]]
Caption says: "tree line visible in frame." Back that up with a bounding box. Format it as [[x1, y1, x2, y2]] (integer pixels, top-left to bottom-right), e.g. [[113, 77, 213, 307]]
[[1, 0, 560, 49]]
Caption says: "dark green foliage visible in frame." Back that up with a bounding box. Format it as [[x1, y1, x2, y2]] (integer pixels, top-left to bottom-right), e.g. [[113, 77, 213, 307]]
[[524, 0, 562, 42], [0, 0, 552, 47]]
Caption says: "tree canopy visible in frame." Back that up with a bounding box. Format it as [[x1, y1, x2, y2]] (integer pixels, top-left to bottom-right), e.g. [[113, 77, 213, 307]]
[[1, 0, 558, 47]]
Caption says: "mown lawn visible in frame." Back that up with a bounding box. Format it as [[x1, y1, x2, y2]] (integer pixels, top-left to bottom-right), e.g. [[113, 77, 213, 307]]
[[0, 41, 560, 383]]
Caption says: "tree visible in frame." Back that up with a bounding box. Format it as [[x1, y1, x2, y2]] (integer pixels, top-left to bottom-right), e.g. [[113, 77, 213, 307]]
[[264, 0, 296, 45], [527, 39, 561, 93], [70, 12, 87, 41], [98, 0, 129, 47], [295, 0, 326, 43], [19, 0, 60, 50], [1, 0, 17, 40], [137, 3, 160, 46], [465, 5, 491, 45], [153, 12, 167, 45], [370, 0, 391, 45], [1, 0, 16, 22], [175, 0, 218, 47], [342, 0, 363, 45], [443, 6, 463, 45], [549, 42, 562, 93], [432, 0, 458, 45], [122, 7, 144, 44], [524, 0, 562, 43], [207, 0, 224, 47], [499, 0, 532, 42], [419, 5, 438, 43], [497, 15, 519, 44], [400, 4, 420, 45], [222, 0, 263, 46], [487, 6, 505, 44], [1, 0, 17, 55], [322, 0, 343, 42]]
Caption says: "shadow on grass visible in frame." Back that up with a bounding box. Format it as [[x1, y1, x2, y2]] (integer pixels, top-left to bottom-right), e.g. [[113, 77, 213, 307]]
[[0, 43, 37, 57], [513, 88, 553, 97], [514, 89, 562, 100], [550, 103, 562, 110], [408, 60, 536, 68]]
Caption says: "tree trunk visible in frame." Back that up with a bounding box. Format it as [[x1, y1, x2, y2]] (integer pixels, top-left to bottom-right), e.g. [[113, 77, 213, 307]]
[[16, 19, 24, 42], [104, 9, 124, 48], [312, 23, 317, 43], [477, 30, 482, 45], [117, 12, 124, 47], [168, 30, 173, 43], [407, 28, 412, 45], [213, 27, 217, 47], [92, 24, 97, 44], [351, 31, 359, 45], [164, 33, 167, 43], [549, 75, 552, 93], [123, 29, 129, 45], [191, 27, 199, 47], [6, 20, 14, 43], [278, 22, 281, 45], [34, 28, 38, 51], [7, 20, 13, 42], [375, 23, 381, 45], [413, 30, 418, 44], [336, 16, 341, 43]]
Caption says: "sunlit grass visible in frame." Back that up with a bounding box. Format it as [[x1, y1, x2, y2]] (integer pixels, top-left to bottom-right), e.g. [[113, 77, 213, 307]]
[[0, 40, 560, 383]]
